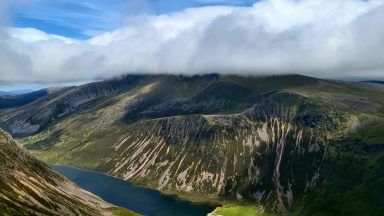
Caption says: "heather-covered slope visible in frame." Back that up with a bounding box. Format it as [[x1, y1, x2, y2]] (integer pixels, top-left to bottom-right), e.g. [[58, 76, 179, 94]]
[[0, 129, 137, 216], [1, 74, 383, 215]]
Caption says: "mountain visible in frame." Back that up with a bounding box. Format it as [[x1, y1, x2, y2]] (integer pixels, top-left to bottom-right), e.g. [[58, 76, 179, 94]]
[[0, 89, 35, 96], [0, 89, 53, 109], [0, 128, 137, 216], [363, 80, 384, 85], [0, 74, 383, 215]]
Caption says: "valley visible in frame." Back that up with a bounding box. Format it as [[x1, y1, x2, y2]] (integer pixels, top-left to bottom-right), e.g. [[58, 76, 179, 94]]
[[1, 74, 383, 215]]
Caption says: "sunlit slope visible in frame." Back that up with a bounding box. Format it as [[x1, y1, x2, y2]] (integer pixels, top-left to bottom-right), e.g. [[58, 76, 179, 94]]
[[0, 129, 138, 216], [1, 74, 383, 215]]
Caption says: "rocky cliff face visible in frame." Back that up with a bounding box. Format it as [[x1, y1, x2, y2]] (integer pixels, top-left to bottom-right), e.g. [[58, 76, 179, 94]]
[[99, 92, 352, 212], [0, 129, 133, 216]]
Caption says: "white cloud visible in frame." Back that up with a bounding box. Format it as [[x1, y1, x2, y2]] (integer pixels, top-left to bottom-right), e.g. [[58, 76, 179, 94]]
[[1, 0, 384, 83]]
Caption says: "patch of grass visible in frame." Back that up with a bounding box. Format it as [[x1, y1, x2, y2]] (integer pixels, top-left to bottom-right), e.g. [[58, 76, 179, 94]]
[[24, 130, 65, 150], [107, 207, 141, 216], [211, 205, 271, 216], [378, 106, 384, 117], [349, 118, 384, 145]]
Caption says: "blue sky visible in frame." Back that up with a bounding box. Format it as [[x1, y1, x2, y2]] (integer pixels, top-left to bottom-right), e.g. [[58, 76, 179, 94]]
[[10, 0, 256, 39]]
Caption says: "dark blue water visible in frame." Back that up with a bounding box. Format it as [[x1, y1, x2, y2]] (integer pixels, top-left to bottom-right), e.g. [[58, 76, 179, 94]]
[[51, 165, 217, 216]]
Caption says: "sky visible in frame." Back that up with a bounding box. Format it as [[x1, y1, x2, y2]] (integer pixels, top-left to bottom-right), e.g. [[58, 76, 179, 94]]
[[9, 0, 257, 39], [0, 0, 384, 90]]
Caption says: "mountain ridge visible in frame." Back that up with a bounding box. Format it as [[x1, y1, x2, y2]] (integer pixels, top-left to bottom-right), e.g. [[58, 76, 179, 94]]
[[1, 74, 383, 215]]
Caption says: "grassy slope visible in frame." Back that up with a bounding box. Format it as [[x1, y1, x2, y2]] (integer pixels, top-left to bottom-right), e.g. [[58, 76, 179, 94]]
[[292, 120, 384, 216], [211, 116, 384, 216], [211, 206, 268, 216]]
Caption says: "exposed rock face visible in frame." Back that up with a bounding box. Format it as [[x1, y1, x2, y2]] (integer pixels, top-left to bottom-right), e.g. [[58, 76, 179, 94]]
[[0, 129, 128, 216], [100, 92, 349, 212]]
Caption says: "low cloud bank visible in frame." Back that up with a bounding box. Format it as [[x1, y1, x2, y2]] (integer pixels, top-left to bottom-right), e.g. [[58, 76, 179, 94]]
[[1, 0, 384, 83]]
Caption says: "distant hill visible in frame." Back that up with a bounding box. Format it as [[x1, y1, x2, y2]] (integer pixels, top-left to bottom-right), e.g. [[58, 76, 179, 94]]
[[0, 88, 69, 109], [0, 89, 35, 96], [363, 80, 384, 84]]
